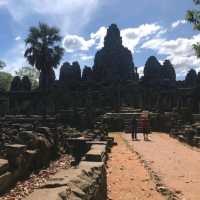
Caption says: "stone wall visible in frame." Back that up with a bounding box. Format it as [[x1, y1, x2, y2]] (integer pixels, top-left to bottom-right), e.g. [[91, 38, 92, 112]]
[[22, 135, 112, 200]]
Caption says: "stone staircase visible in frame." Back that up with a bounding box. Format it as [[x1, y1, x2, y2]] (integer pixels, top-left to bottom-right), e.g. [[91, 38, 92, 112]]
[[98, 107, 142, 132], [24, 135, 113, 200]]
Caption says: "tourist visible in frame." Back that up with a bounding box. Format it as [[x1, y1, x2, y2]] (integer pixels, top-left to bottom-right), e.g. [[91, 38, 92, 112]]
[[131, 116, 138, 140], [141, 112, 150, 141]]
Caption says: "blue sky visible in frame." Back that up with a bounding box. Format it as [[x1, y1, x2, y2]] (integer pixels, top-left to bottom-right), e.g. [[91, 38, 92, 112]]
[[0, 0, 199, 79]]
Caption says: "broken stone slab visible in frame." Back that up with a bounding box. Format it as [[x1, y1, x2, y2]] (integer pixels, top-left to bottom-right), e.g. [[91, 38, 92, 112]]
[[25, 149, 38, 170], [5, 144, 27, 157], [86, 141, 108, 145], [24, 161, 106, 200], [86, 141, 109, 151], [0, 159, 9, 176], [85, 144, 106, 162], [19, 131, 35, 143], [103, 136, 114, 146], [193, 136, 200, 147], [36, 127, 51, 135], [5, 144, 27, 169], [0, 171, 12, 194], [5, 143, 27, 151]]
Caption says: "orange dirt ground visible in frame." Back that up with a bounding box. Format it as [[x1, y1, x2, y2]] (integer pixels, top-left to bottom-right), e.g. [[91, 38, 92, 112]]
[[123, 133, 200, 200], [107, 133, 164, 200], [107, 132, 200, 200]]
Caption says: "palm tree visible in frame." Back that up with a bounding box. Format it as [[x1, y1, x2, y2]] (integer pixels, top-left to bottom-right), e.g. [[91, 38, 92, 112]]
[[24, 23, 64, 89]]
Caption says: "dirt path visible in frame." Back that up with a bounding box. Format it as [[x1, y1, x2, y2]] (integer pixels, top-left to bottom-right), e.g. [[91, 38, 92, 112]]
[[123, 133, 200, 200], [107, 133, 164, 200]]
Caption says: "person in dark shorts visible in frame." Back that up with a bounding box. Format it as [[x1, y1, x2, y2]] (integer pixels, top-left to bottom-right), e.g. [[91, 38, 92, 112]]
[[131, 116, 138, 140]]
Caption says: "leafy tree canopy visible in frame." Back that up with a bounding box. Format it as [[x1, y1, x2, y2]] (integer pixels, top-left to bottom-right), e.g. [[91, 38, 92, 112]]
[[24, 23, 64, 71], [186, 0, 200, 57], [24, 23, 64, 89], [15, 66, 39, 89], [0, 71, 13, 91]]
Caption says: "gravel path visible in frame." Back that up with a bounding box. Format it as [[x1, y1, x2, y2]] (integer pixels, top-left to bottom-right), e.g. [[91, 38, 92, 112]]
[[107, 133, 164, 200], [123, 133, 200, 200]]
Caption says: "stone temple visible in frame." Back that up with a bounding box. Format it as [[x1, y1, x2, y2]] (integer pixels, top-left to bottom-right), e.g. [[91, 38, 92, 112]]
[[93, 24, 136, 82], [1, 23, 200, 200]]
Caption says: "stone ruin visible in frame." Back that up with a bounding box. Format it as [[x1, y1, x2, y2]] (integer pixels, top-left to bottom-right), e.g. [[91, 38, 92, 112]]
[[0, 114, 113, 199], [1, 23, 200, 199], [2, 23, 200, 116], [93, 24, 136, 82]]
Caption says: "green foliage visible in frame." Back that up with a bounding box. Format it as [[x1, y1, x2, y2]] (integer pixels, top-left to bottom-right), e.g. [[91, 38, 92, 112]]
[[24, 22, 64, 71], [0, 60, 6, 69], [0, 71, 13, 91], [187, 0, 200, 57], [193, 42, 200, 57], [15, 66, 39, 89], [193, 0, 200, 5]]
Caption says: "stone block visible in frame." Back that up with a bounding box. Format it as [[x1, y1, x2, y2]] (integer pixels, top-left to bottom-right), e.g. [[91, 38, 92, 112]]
[[0, 159, 9, 176], [85, 144, 106, 162], [0, 171, 12, 194]]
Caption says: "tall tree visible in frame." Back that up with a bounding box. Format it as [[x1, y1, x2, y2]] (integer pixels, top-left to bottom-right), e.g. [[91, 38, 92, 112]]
[[186, 0, 200, 57], [24, 23, 64, 89]]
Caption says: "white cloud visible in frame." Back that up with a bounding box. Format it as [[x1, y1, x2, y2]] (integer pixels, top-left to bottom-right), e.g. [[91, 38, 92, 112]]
[[137, 66, 144, 77], [141, 34, 200, 77], [5, 0, 102, 33], [63, 26, 107, 52], [0, 0, 7, 7], [171, 20, 187, 29], [90, 26, 107, 49], [121, 24, 162, 53], [63, 23, 163, 53], [63, 35, 95, 52], [15, 36, 21, 41], [155, 29, 167, 37], [80, 55, 94, 61], [3, 42, 27, 75]]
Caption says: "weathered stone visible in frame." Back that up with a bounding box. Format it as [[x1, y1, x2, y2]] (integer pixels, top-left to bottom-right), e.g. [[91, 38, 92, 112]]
[[185, 69, 197, 87], [10, 76, 22, 91], [82, 66, 93, 82], [143, 56, 161, 87], [24, 161, 106, 200], [85, 144, 106, 162], [59, 61, 81, 89], [0, 171, 12, 194], [92, 24, 136, 82], [21, 76, 32, 91], [5, 144, 27, 170], [0, 159, 9, 175], [161, 60, 176, 88]]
